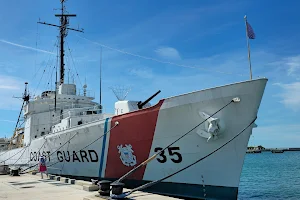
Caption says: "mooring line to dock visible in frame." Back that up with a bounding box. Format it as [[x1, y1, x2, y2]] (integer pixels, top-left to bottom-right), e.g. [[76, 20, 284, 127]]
[[19, 139, 47, 172], [114, 98, 238, 184], [22, 119, 112, 173], [0, 147, 26, 164], [21, 133, 76, 173], [46, 121, 119, 171], [111, 116, 257, 199], [59, 132, 73, 175], [11, 146, 28, 167]]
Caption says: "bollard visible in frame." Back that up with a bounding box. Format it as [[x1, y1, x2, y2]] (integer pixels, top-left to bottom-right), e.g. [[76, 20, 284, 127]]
[[111, 182, 125, 195], [91, 179, 99, 185], [98, 180, 111, 196], [49, 175, 55, 180], [10, 168, 20, 176]]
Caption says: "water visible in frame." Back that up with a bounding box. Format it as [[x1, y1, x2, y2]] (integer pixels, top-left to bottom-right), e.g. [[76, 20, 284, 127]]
[[238, 151, 300, 200]]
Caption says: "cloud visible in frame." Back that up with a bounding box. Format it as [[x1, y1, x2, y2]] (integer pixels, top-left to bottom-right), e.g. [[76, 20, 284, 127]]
[[267, 54, 300, 78], [251, 124, 300, 148], [0, 39, 55, 55], [155, 47, 181, 60], [285, 55, 300, 76], [128, 68, 153, 79], [0, 75, 24, 110], [274, 82, 300, 111]]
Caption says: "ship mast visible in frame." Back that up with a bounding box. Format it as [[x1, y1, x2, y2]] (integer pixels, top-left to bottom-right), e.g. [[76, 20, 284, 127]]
[[38, 0, 84, 85]]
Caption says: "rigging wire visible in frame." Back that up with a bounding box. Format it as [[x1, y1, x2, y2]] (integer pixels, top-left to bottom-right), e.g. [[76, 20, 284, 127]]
[[32, 38, 59, 97], [115, 98, 236, 183], [43, 65, 56, 91], [31, 38, 58, 87], [34, 20, 39, 76], [112, 117, 257, 199], [66, 40, 82, 88], [77, 35, 246, 77]]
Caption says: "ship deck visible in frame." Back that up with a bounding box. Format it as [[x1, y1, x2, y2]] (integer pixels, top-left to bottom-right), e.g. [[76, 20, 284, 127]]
[[0, 173, 181, 200]]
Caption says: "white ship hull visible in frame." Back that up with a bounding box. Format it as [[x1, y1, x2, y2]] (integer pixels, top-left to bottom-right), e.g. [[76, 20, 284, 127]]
[[0, 78, 267, 200]]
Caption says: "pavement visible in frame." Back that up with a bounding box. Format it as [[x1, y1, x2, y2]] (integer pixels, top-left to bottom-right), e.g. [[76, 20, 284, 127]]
[[0, 173, 181, 200]]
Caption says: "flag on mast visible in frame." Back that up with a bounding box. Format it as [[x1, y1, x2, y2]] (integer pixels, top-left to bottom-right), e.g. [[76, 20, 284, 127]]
[[246, 21, 256, 39], [244, 15, 255, 80]]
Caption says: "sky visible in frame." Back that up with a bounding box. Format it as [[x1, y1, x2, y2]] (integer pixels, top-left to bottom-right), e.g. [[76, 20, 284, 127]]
[[0, 0, 299, 148]]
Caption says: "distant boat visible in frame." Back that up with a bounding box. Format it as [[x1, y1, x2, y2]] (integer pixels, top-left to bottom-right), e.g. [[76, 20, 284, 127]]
[[246, 149, 261, 153], [271, 149, 284, 153]]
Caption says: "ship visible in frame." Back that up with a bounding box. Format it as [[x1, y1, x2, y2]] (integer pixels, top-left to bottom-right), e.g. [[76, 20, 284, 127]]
[[0, 1, 268, 200]]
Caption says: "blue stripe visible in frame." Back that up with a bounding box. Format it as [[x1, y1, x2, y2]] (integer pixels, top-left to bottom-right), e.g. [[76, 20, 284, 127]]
[[99, 118, 109, 178]]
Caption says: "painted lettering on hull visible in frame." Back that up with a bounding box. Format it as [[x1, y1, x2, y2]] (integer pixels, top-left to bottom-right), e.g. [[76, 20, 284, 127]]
[[104, 100, 164, 180], [30, 151, 51, 162], [57, 150, 98, 162]]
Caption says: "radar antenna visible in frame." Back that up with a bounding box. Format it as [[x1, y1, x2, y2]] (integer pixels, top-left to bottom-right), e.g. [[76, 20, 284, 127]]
[[109, 85, 131, 101]]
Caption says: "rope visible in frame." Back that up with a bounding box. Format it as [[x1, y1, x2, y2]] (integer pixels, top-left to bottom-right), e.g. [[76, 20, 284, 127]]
[[66, 41, 82, 88], [21, 133, 76, 173], [0, 147, 26, 164], [115, 99, 235, 183], [112, 117, 257, 199], [47, 122, 119, 169], [22, 120, 118, 173], [11, 145, 28, 167], [19, 139, 47, 172], [59, 133, 72, 175]]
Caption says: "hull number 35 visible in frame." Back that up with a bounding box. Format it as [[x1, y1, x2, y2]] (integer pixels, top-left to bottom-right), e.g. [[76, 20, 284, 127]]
[[154, 147, 182, 163]]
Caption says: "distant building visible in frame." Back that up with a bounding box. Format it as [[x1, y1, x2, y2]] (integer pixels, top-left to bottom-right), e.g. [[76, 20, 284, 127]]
[[247, 145, 265, 150], [0, 138, 10, 151]]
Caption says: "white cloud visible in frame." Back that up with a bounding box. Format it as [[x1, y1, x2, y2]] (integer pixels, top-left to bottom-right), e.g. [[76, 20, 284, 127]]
[[274, 82, 300, 111], [0, 75, 24, 110], [284, 55, 300, 76], [251, 124, 300, 148], [155, 47, 181, 60], [128, 68, 153, 79], [268, 54, 300, 77]]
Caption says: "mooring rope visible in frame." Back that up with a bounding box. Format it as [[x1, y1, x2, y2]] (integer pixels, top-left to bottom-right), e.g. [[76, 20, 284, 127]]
[[21, 118, 115, 173], [46, 121, 119, 169], [20, 133, 77, 173], [0, 147, 26, 164], [111, 116, 257, 199], [18, 139, 47, 172], [114, 98, 238, 184], [11, 145, 28, 167]]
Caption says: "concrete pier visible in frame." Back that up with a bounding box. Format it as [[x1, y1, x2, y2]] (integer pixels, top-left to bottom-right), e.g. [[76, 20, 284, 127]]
[[0, 173, 181, 200]]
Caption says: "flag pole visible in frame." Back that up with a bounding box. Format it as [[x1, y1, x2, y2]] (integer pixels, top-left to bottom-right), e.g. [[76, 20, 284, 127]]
[[244, 15, 253, 80]]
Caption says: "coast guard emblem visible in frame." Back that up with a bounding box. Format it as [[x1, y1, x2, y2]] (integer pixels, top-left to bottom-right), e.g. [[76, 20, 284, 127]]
[[117, 144, 137, 167]]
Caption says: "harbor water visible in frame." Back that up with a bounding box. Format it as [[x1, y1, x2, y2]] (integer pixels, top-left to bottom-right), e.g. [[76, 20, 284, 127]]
[[238, 151, 300, 200]]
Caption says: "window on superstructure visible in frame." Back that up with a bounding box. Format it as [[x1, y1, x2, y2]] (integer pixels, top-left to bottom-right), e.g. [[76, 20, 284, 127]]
[[87, 111, 92, 115]]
